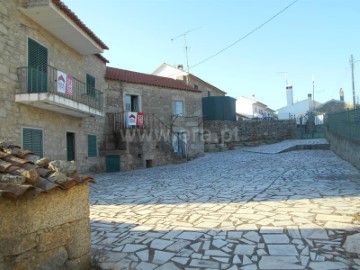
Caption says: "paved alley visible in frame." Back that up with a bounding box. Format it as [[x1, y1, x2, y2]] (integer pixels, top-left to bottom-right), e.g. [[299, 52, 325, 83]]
[[90, 140, 360, 270]]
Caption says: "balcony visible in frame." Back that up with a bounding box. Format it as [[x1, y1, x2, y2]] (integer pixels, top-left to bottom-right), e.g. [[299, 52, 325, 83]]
[[18, 0, 107, 55], [16, 66, 104, 118]]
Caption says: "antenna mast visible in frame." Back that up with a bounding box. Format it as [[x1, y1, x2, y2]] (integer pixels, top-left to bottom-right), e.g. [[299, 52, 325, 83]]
[[171, 27, 200, 73]]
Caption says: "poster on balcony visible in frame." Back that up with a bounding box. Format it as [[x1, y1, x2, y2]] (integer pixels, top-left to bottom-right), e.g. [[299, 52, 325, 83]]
[[136, 112, 144, 126], [65, 75, 73, 96], [56, 71, 66, 94], [57, 71, 74, 96], [126, 112, 137, 126]]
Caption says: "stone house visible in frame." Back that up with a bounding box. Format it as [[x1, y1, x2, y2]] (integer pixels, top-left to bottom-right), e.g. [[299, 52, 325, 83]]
[[0, 0, 108, 173], [104, 67, 204, 172], [153, 63, 227, 97]]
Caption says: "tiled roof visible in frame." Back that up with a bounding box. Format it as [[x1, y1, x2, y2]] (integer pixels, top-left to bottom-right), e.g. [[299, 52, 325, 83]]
[[0, 142, 95, 198], [52, 0, 108, 50], [105, 67, 201, 93], [96, 54, 109, 63]]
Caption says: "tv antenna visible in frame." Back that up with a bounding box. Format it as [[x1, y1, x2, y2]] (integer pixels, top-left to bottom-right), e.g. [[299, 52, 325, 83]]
[[277, 71, 289, 85], [171, 27, 201, 73]]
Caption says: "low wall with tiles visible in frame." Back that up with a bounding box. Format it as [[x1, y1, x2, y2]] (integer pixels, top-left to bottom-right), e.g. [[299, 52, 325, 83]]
[[203, 120, 297, 151], [0, 185, 91, 270], [326, 130, 360, 170]]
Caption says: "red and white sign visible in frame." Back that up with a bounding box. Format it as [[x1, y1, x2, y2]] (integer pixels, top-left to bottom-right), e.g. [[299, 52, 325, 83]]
[[65, 75, 73, 96], [57, 71, 73, 96], [126, 112, 137, 126], [136, 112, 144, 126]]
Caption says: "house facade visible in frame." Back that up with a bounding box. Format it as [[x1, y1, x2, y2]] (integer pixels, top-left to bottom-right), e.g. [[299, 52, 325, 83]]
[[0, 0, 108, 172], [277, 94, 322, 121], [104, 67, 204, 171], [153, 63, 227, 97], [236, 96, 277, 119]]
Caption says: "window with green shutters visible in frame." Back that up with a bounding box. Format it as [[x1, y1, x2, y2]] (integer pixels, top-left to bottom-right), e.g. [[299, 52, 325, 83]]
[[86, 74, 95, 97], [28, 38, 48, 93], [23, 128, 43, 157], [88, 135, 97, 157]]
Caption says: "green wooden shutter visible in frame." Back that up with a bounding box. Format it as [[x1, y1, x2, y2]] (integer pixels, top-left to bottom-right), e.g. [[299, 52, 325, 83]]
[[88, 135, 97, 157], [23, 128, 43, 157], [28, 38, 48, 93], [86, 74, 95, 97]]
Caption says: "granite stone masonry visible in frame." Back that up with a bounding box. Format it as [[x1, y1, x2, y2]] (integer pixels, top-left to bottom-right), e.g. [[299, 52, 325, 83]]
[[90, 139, 360, 270], [203, 120, 297, 152], [0, 0, 108, 173]]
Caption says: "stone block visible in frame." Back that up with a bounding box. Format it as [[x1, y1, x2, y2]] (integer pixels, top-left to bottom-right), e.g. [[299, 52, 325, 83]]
[[12, 246, 68, 270], [0, 233, 36, 256], [37, 224, 70, 252], [66, 218, 91, 259], [0, 185, 90, 238]]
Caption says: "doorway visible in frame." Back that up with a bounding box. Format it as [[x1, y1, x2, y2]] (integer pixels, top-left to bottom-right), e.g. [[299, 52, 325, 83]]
[[66, 132, 75, 161]]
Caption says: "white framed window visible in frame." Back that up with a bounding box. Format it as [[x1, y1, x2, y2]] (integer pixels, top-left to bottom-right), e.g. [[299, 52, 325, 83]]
[[173, 100, 184, 116]]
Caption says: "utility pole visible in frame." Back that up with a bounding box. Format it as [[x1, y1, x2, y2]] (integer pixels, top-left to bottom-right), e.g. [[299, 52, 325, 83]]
[[312, 74, 315, 111], [350, 55, 356, 109]]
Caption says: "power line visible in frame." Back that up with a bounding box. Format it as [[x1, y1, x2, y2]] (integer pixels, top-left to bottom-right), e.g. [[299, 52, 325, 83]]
[[190, 0, 300, 69]]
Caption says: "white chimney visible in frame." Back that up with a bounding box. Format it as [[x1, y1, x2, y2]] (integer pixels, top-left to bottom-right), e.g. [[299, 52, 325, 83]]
[[178, 64, 183, 70], [286, 85, 293, 106]]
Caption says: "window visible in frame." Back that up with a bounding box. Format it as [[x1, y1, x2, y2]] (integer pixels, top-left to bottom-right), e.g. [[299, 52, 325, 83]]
[[88, 134, 97, 157], [23, 128, 43, 157], [125, 94, 140, 112], [28, 38, 48, 93], [86, 74, 95, 97], [173, 100, 184, 115], [194, 84, 199, 89]]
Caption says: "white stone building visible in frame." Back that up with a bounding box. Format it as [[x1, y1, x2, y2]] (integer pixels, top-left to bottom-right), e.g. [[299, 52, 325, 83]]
[[236, 96, 277, 119]]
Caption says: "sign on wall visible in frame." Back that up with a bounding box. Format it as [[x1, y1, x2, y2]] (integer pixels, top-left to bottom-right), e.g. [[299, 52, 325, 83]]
[[126, 112, 137, 126], [57, 71, 73, 96], [137, 112, 144, 126], [126, 112, 145, 127]]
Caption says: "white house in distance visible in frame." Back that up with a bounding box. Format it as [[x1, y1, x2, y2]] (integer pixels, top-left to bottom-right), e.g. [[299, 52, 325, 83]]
[[277, 85, 322, 120], [236, 96, 277, 119], [153, 63, 226, 97]]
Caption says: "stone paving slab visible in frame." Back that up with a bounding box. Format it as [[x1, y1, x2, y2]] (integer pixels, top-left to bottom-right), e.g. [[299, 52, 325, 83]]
[[90, 144, 360, 269], [242, 138, 329, 154]]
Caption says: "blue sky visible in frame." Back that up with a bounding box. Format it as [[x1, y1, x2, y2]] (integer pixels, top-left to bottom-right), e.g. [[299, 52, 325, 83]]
[[63, 0, 360, 110]]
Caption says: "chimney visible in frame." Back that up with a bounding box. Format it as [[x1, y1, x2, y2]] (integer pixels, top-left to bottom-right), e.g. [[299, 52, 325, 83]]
[[308, 93, 312, 99], [286, 85, 293, 106], [340, 88, 344, 102], [178, 64, 183, 70]]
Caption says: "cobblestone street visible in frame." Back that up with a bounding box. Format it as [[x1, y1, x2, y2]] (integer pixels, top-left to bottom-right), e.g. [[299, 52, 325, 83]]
[[91, 140, 360, 270]]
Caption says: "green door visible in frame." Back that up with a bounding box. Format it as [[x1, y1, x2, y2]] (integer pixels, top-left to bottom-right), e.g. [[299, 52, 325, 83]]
[[66, 132, 75, 161], [106, 155, 120, 173], [28, 38, 48, 93]]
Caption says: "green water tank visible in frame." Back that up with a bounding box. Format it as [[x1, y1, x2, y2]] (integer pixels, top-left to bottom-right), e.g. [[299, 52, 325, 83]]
[[202, 96, 236, 121]]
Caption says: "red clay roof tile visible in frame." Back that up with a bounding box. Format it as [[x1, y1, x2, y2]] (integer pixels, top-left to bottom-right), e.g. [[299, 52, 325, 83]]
[[0, 142, 95, 199], [105, 67, 201, 93]]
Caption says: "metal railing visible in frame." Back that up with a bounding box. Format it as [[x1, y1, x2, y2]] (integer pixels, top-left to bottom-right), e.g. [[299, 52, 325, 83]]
[[112, 112, 166, 131], [110, 112, 189, 158], [17, 66, 103, 111], [327, 108, 360, 141]]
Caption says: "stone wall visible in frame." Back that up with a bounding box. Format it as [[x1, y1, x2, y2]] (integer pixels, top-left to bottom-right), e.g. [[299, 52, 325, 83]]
[[0, 185, 91, 270], [105, 80, 204, 171], [0, 1, 107, 173], [204, 120, 297, 151], [326, 131, 360, 170]]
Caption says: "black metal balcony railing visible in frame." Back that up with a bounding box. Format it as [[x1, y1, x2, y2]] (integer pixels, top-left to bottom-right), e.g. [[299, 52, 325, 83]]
[[17, 66, 103, 112]]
